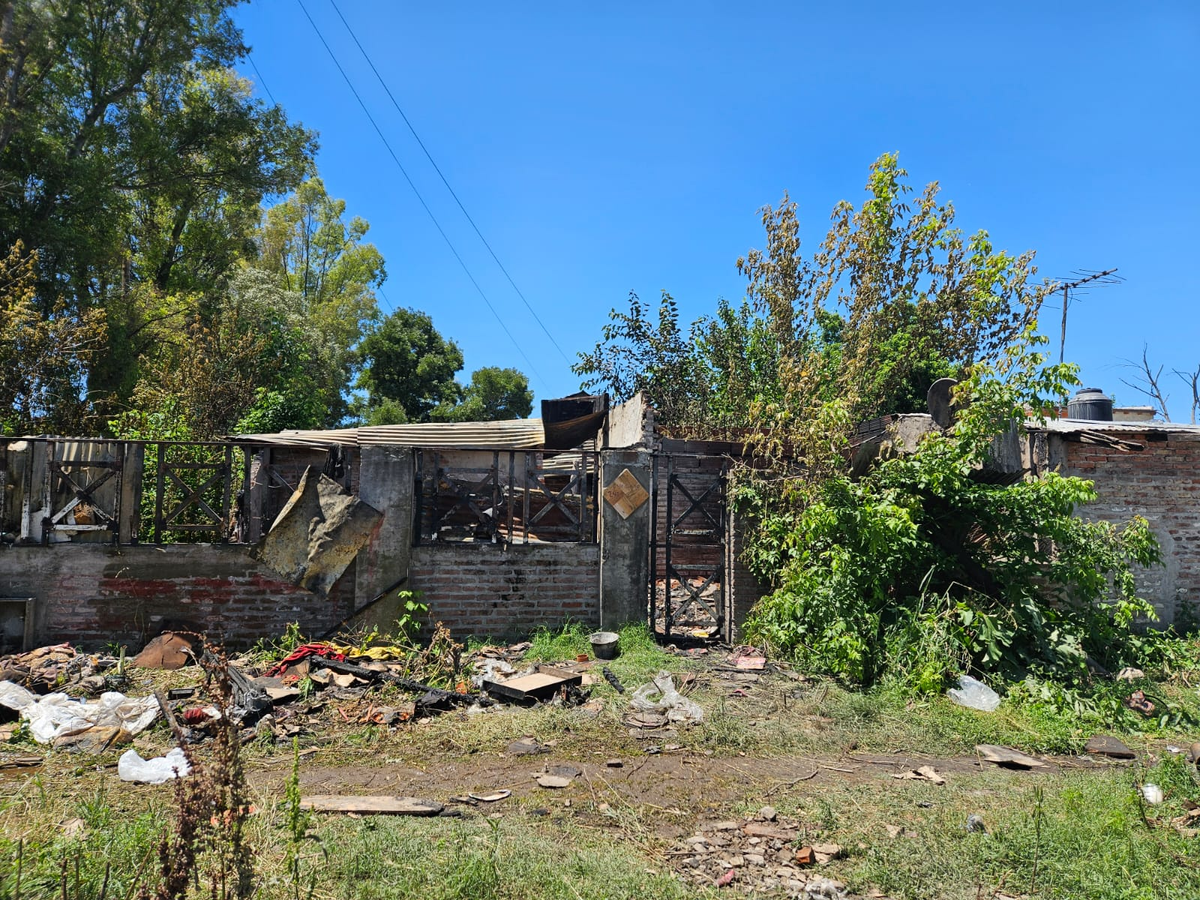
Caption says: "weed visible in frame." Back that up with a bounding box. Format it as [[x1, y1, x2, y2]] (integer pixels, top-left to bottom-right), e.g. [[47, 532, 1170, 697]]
[[282, 740, 319, 900]]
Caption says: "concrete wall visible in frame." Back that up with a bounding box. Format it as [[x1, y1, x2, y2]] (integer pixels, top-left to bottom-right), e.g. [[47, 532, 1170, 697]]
[[351, 446, 415, 629], [598, 449, 652, 629], [406, 542, 600, 639], [1055, 433, 1200, 625], [0, 543, 355, 650], [604, 393, 654, 449]]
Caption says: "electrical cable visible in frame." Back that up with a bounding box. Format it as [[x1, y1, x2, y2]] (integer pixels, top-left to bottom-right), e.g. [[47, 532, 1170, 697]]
[[327, 0, 572, 366], [294, 0, 546, 386], [246, 53, 278, 107]]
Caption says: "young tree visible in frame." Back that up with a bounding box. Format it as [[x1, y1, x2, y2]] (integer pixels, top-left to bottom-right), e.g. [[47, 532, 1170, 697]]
[[738, 154, 1043, 475], [252, 178, 385, 424], [574, 291, 707, 431]]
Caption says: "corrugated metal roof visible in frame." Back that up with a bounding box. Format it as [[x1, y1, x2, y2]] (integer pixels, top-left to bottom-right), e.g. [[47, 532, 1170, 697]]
[[234, 418, 546, 450], [1030, 419, 1200, 438]]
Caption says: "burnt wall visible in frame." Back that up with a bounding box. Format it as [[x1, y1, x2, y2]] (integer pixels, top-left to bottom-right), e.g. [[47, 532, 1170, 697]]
[[0, 544, 354, 650], [407, 542, 600, 640]]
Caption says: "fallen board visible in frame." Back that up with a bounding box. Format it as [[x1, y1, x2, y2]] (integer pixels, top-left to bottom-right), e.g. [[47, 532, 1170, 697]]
[[484, 666, 583, 702], [300, 795, 444, 816], [974, 744, 1048, 769]]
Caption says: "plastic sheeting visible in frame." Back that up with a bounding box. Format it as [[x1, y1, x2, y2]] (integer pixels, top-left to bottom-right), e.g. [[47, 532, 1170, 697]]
[[118, 747, 191, 784], [630, 671, 703, 724], [0, 680, 160, 744]]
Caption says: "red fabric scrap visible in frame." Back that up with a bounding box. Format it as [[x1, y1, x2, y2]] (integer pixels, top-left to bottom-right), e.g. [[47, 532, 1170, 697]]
[[264, 643, 347, 677]]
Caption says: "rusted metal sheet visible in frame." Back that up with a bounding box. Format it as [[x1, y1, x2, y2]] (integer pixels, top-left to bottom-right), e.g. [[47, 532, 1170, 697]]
[[255, 467, 383, 597], [235, 418, 547, 450]]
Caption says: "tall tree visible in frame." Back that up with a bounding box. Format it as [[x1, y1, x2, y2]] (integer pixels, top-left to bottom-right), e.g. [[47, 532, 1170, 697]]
[[0, 242, 106, 434], [253, 177, 384, 422], [0, 0, 315, 424]]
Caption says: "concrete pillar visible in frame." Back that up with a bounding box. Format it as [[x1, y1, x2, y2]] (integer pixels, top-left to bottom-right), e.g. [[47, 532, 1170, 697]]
[[598, 448, 652, 629], [351, 446, 416, 630]]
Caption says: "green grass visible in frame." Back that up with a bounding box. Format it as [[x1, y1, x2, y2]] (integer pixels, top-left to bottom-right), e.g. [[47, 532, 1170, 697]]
[[523, 621, 685, 686], [0, 795, 706, 900], [840, 757, 1200, 900]]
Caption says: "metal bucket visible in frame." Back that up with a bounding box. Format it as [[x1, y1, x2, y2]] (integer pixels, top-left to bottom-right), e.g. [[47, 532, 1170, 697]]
[[589, 631, 619, 660]]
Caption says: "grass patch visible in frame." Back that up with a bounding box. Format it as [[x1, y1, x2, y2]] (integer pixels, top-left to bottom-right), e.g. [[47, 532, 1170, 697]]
[[0, 792, 704, 900], [524, 622, 686, 687], [842, 760, 1200, 900]]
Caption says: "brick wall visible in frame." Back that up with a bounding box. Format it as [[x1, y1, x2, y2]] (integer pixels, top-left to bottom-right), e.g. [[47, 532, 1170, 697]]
[[726, 510, 766, 643], [407, 543, 600, 640], [0, 544, 354, 650], [1058, 433, 1200, 624]]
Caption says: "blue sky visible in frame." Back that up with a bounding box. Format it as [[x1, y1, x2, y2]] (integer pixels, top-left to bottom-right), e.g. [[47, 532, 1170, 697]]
[[235, 1, 1200, 420]]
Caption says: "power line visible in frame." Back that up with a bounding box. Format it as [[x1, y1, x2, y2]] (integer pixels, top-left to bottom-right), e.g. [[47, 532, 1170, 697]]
[[293, 0, 546, 387], [246, 52, 278, 106], [326, 0, 572, 367]]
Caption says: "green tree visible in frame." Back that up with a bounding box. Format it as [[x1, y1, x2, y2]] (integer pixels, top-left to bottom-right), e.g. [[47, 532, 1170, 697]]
[[253, 177, 385, 423], [0, 242, 106, 434], [0, 0, 316, 426], [742, 330, 1161, 693], [432, 367, 532, 422], [355, 308, 464, 424], [738, 153, 1041, 474], [573, 291, 708, 432]]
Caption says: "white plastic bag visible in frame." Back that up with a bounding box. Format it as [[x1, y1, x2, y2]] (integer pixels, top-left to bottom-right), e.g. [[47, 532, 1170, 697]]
[[118, 748, 191, 784], [947, 675, 1001, 712], [630, 671, 703, 724], [0, 680, 160, 744]]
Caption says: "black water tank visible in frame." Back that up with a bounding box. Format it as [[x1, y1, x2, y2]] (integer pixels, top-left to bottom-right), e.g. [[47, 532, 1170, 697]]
[[1067, 387, 1114, 421]]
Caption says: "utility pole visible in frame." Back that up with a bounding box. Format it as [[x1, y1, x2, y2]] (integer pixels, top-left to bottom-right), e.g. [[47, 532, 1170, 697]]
[[1057, 268, 1122, 364]]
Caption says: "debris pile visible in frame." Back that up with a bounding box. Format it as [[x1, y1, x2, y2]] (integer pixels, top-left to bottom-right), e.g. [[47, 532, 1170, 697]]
[[669, 808, 860, 898]]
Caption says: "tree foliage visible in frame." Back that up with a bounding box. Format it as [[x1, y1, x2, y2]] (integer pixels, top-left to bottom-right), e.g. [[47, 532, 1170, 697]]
[[0, 0, 317, 432], [356, 310, 534, 426], [578, 154, 1168, 713], [355, 308, 464, 424], [432, 367, 533, 423], [742, 334, 1162, 690], [0, 242, 106, 433]]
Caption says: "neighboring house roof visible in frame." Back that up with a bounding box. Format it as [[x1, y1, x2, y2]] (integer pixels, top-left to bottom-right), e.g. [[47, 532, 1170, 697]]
[[1029, 419, 1200, 439], [233, 418, 547, 450]]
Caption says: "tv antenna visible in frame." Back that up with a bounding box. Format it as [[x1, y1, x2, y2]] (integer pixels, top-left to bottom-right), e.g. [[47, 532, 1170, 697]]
[[1054, 268, 1123, 363]]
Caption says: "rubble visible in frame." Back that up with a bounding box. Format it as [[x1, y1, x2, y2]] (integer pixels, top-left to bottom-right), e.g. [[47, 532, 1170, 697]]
[[669, 810, 853, 897]]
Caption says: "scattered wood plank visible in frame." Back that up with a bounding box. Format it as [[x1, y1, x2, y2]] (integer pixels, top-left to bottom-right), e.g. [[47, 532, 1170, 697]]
[[975, 744, 1048, 770], [299, 795, 444, 816]]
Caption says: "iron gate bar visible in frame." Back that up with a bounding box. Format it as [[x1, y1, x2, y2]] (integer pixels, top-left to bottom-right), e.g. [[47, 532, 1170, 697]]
[[491, 451, 501, 534], [665, 455, 674, 634], [522, 456, 531, 542], [49, 465, 119, 526], [649, 453, 660, 631], [45, 441, 123, 541], [432, 467, 498, 535], [528, 470, 582, 528], [507, 451, 516, 541], [163, 468, 223, 526], [649, 452, 731, 641], [669, 476, 722, 534], [666, 564, 721, 621]]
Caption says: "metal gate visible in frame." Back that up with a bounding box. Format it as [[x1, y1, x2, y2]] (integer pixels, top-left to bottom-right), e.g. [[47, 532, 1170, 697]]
[[648, 452, 731, 642]]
